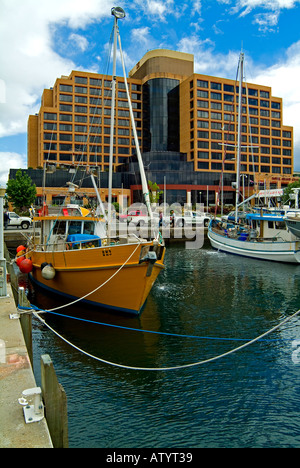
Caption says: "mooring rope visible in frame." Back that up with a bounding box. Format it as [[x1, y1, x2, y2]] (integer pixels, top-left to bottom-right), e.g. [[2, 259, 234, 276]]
[[30, 308, 300, 372]]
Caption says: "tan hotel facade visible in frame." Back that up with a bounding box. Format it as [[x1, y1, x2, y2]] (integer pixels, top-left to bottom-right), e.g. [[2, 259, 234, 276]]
[[27, 50, 295, 206]]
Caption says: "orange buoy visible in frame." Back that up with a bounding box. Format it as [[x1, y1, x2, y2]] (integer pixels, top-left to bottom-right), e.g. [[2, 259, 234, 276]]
[[19, 259, 33, 274], [16, 245, 26, 253], [16, 256, 25, 267]]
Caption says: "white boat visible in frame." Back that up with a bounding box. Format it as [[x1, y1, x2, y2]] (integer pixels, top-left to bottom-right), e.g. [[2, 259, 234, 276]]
[[208, 213, 300, 263], [285, 215, 300, 238], [208, 52, 300, 264]]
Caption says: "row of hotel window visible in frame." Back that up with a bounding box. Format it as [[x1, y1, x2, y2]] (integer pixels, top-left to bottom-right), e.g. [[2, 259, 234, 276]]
[[195, 79, 272, 98], [194, 131, 291, 146], [195, 140, 292, 155], [196, 151, 291, 164], [43, 153, 128, 163], [59, 80, 141, 91], [194, 90, 280, 109], [197, 161, 292, 174], [196, 121, 291, 137], [196, 107, 281, 122]]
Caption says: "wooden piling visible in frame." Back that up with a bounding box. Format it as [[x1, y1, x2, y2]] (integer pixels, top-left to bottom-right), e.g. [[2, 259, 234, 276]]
[[41, 354, 68, 448]]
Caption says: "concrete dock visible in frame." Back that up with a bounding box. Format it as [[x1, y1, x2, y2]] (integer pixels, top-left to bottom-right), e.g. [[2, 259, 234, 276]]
[[0, 283, 53, 448]]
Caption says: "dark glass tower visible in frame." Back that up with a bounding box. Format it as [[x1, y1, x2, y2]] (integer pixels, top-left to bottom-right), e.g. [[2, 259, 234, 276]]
[[142, 78, 180, 153]]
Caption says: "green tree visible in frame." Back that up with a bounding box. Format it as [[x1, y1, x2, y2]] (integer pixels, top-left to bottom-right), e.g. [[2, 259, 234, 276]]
[[6, 169, 36, 212], [283, 180, 300, 205], [148, 180, 163, 204]]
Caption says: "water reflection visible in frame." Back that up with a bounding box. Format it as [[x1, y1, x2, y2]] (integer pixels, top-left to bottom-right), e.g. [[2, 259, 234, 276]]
[[27, 243, 300, 448]]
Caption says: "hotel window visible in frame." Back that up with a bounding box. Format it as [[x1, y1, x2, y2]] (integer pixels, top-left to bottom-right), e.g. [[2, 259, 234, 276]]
[[260, 100, 270, 108], [224, 84, 234, 92], [261, 119, 270, 126], [197, 110, 209, 118], [249, 98, 258, 106], [283, 131, 291, 138], [197, 131, 209, 138], [90, 78, 102, 86], [75, 86, 87, 94], [44, 133, 57, 140], [197, 100, 209, 108], [248, 88, 258, 96], [224, 94, 234, 102], [198, 161, 209, 169], [75, 95, 87, 104], [283, 140, 291, 147], [283, 149, 291, 156], [211, 112, 222, 120], [60, 114, 72, 122], [75, 76, 87, 84], [59, 104, 72, 112], [197, 79, 208, 88], [272, 120, 280, 128], [272, 138, 281, 146], [272, 111, 280, 119], [60, 94, 72, 102], [260, 90, 270, 98], [60, 84, 72, 92], [60, 134, 72, 141], [211, 82, 221, 90], [198, 151, 209, 159], [271, 102, 281, 109], [211, 92, 221, 100], [75, 115, 87, 123], [197, 120, 209, 128], [59, 124, 72, 131], [44, 112, 57, 120], [44, 123, 57, 130], [197, 90, 208, 98], [74, 105, 87, 113]]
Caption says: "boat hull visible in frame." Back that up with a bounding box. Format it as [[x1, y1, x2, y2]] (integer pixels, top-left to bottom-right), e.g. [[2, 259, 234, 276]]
[[285, 218, 300, 239], [28, 242, 165, 315], [208, 227, 300, 264]]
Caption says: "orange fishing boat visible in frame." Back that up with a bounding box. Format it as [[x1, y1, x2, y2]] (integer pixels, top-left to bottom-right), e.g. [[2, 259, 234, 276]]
[[26, 205, 165, 314]]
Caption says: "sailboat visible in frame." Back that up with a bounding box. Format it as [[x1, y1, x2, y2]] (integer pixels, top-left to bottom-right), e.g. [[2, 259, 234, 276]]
[[20, 7, 166, 314], [208, 53, 300, 264]]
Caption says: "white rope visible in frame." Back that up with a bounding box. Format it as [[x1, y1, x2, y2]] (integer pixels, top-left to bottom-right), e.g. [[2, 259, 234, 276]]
[[33, 309, 300, 372], [32, 243, 141, 313]]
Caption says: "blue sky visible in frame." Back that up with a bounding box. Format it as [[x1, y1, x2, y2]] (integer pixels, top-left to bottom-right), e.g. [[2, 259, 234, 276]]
[[1, 0, 300, 185]]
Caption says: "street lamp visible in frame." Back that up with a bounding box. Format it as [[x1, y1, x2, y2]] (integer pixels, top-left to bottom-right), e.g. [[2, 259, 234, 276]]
[[0, 187, 7, 297]]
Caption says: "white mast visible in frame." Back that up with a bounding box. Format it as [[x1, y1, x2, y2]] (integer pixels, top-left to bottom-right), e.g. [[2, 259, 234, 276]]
[[116, 25, 153, 220], [235, 52, 244, 224]]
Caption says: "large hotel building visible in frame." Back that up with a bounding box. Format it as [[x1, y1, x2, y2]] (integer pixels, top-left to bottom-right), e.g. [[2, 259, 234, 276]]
[[26, 49, 295, 207]]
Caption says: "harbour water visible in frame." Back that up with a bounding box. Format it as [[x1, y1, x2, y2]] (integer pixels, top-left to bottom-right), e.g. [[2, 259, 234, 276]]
[[26, 241, 300, 448]]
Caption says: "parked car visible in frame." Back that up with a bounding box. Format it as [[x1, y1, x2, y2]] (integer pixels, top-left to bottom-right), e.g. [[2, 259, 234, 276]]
[[6, 212, 32, 229], [173, 211, 211, 227]]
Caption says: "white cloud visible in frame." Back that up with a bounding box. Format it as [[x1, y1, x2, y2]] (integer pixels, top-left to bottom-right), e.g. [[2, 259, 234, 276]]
[[0, 0, 115, 139], [178, 33, 300, 169], [249, 41, 300, 169], [68, 33, 89, 52], [0, 152, 26, 186]]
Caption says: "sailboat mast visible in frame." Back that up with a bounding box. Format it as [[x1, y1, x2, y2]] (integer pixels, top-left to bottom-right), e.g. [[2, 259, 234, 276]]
[[235, 52, 244, 224], [117, 30, 153, 219], [107, 10, 120, 235]]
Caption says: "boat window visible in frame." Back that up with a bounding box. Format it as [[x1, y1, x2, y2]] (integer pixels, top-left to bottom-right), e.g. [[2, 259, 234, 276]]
[[268, 221, 274, 229], [83, 221, 94, 235], [68, 221, 82, 235], [53, 220, 67, 235], [275, 222, 286, 230]]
